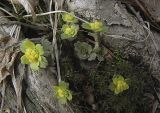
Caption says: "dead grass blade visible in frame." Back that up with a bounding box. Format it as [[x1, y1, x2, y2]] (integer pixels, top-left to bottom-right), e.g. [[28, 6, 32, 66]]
[[49, 0, 61, 83], [17, 0, 37, 20]]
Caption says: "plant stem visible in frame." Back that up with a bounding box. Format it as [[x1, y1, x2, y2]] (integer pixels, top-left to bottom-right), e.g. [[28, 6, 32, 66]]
[[93, 33, 99, 50]]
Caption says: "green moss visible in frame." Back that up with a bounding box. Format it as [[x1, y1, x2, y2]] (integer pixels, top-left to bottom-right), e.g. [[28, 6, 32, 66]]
[[60, 48, 152, 113]]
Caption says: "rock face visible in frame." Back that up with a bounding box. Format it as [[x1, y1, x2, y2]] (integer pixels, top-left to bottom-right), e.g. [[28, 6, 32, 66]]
[[67, 0, 160, 91]]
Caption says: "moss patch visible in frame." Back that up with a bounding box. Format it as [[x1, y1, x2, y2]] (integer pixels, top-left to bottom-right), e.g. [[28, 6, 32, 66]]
[[60, 46, 153, 113]]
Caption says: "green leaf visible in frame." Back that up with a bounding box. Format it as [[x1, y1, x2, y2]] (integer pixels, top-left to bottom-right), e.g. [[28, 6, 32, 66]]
[[101, 26, 108, 32], [74, 41, 93, 60], [97, 54, 104, 61], [88, 53, 97, 61], [114, 88, 121, 95], [36, 44, 44, 55], [113, 77, 119, 85], [53, 86, 59, 91], [39, 56, 48, 68], [59, 98, 67, 104], [61, 33, 71, 40], [72, 25, 79, 36], [59, 81, 69, 89], [41, 38, 53, 57], [20, 39, 35, 53], [109, 83, 115, 92], [30, 62, 39, 71], [62, 24, 68, 31], [82, 23, 90, 30], [67, 90, 72, 101], [21, 55, 29, 64], [113, 76, 125, 85], [94, 27, 106, 32], [123, 83, 129, 90]]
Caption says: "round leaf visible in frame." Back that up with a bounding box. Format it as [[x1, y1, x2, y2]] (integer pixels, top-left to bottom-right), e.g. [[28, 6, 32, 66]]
[[36, 44, 44, 55], [30, 62, 39, 71], [21, 55, 30, 64], [39, 56, 48, 68], [20, 39, 35, 53]]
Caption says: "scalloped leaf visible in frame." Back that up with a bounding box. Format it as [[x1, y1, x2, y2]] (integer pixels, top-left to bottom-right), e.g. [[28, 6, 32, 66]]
[[20, 39, 35, 53]]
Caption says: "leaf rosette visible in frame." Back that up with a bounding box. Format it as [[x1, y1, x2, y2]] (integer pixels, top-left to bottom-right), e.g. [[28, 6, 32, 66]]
[[74, 41, 93, 60]]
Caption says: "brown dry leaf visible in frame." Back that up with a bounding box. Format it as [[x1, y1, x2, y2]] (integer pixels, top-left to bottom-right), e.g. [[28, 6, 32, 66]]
[[0, 36, 19, 83], [8, 0, 38, 19], [0, 36, 14, 48], [0, 35, 25, 113]]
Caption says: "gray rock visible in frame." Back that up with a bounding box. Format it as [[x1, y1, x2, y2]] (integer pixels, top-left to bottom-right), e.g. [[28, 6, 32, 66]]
[[67, 0, 160, 86]]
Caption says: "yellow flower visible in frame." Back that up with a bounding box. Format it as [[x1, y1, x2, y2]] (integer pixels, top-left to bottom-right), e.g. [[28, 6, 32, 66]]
[[25, 48, 39, 63], [62, 12, 78, 23], [61, 24, 79, 39], [82, 20, 107, 32], [53, 81, 72, 104], [90, 21, 103, 31], [20, 39, 48, 71], [109, 75, 129, 94], [64, 27, 75, 35], [57, 88, 65, 98]]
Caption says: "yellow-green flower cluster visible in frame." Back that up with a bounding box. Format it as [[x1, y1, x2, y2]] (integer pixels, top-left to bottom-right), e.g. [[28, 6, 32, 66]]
[[109, 75, 129, 94], [53, 81, 72, 104], [61, 24, 79, 39], [20, 39, 48, 71], [61, 12, 79, 39], [82, 20, 106, 32], [62, 12, 78, 23]]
